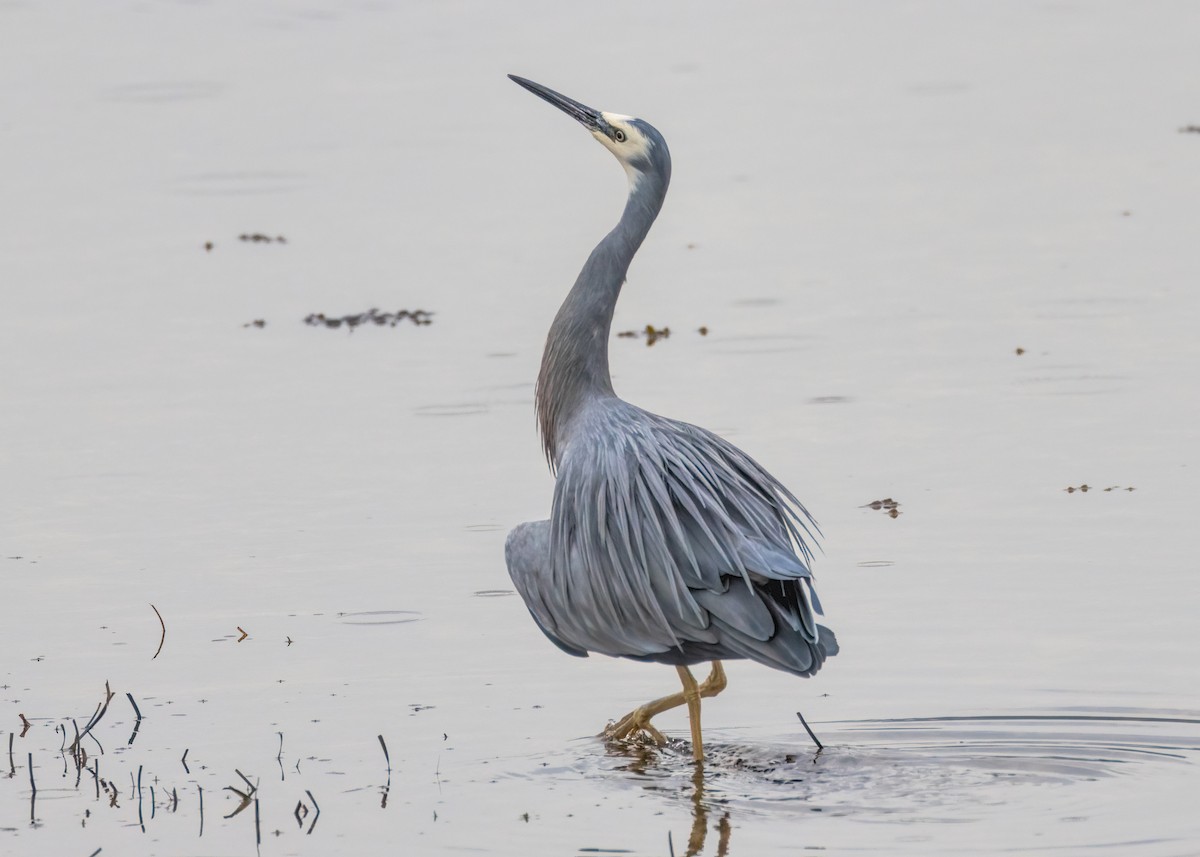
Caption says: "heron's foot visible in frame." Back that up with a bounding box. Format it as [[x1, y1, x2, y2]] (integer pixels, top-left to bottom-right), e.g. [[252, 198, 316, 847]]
[[603, 704, 672, 746], [600, 661, 728, 756]]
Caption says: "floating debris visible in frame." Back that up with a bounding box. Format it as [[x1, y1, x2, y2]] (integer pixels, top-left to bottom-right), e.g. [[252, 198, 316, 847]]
[[242, 319, 266, 329], [304, 308, 433, 330], [617, 324, 671, 346], [616, 324, 713, 345], [238, 233, 287, 244], [1179, 125, 1200, 134], [862, 498, 901, 518]]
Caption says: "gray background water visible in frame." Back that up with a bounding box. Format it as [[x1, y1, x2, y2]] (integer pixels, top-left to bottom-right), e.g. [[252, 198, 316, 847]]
[[2, 1, 1198, 854]]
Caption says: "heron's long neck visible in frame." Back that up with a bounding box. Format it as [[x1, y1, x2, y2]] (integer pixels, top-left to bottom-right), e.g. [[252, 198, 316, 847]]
[[536, 171, 667, 467]]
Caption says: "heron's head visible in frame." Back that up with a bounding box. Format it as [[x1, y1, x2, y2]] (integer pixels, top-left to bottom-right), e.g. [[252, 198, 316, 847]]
[[508, 75, 670, 190]]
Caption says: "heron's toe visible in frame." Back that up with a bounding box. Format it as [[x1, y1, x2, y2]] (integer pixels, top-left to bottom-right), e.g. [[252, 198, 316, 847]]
[[603, 710, 667, 746]]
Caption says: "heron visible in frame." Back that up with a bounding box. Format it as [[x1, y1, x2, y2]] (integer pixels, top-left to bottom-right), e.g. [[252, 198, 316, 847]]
[[504, 75, 837, 762]]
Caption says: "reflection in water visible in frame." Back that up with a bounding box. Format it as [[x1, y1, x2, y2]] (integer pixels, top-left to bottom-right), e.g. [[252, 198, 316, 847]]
[[613, 744, 741, 856], [675, 765, 732, 857], [4, 708, 1198, 852], [587, 712, 1200, 853]]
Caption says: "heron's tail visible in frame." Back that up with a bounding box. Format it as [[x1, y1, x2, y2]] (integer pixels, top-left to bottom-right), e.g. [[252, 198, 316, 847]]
[[707, 608, 838, 678]]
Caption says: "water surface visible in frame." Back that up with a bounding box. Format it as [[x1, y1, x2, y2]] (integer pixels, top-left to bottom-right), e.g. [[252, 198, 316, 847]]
[[2, 1, 1199, 854]]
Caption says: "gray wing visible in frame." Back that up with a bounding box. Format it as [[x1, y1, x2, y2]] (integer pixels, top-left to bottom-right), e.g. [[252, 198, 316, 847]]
[[536, 401, 836, 677], [505, 519, 589, 658]]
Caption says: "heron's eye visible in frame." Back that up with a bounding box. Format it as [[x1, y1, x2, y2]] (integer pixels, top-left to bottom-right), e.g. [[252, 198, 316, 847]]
[[614, 129, 626, 143]]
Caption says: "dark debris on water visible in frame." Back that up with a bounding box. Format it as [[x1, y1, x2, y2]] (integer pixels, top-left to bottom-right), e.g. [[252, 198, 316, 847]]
[[617, 324, 710, 346], [239, 233, 287, 244], [862, 498, 901, 518], [304, 309, 433, 330]]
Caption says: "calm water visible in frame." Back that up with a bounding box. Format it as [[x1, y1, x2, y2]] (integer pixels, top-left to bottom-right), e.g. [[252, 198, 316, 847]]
[[2, 1, 1199, 854]]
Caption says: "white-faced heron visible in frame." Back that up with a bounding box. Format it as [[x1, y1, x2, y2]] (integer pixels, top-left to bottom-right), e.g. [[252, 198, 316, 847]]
[[504, 75, 837, 762]]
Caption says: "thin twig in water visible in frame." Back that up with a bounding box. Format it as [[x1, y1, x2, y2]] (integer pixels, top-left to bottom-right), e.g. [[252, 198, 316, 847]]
[[235, 768, 256, 794], [378, 733, 392, 809], [150, 604, 166, 659], [305, 789, 320, 834], [796, 710, 824, 752], [126, 693, 143, 746], [72, 682, 116, 754], [224, 786, 252, 819]]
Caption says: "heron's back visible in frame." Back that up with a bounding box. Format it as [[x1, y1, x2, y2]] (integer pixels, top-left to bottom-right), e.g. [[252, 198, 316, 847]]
[[506, 398, 837, 676]]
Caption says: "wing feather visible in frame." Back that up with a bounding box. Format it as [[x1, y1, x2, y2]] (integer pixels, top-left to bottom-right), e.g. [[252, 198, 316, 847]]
[[538, 400, 834, 673]]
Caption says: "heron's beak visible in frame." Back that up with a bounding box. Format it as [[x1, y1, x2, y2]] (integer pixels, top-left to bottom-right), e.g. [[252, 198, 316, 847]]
[[508, 75, 603, 133]]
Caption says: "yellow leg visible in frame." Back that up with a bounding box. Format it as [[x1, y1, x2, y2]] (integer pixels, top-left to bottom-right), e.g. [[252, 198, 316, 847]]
[[701, 661, 727, 697], [677, 665, 704, 761], [603, 661, 729, 749]]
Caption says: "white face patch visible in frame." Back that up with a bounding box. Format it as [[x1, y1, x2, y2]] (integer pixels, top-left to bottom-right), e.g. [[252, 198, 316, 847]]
[[591, 111, 654, 188]]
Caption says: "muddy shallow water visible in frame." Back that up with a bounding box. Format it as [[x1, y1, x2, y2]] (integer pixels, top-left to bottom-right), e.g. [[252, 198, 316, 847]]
[[2, 1, 1199, 855]]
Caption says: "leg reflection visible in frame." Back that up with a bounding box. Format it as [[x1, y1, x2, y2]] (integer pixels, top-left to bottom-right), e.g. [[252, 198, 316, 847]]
[[684, 762, 732, 857]]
